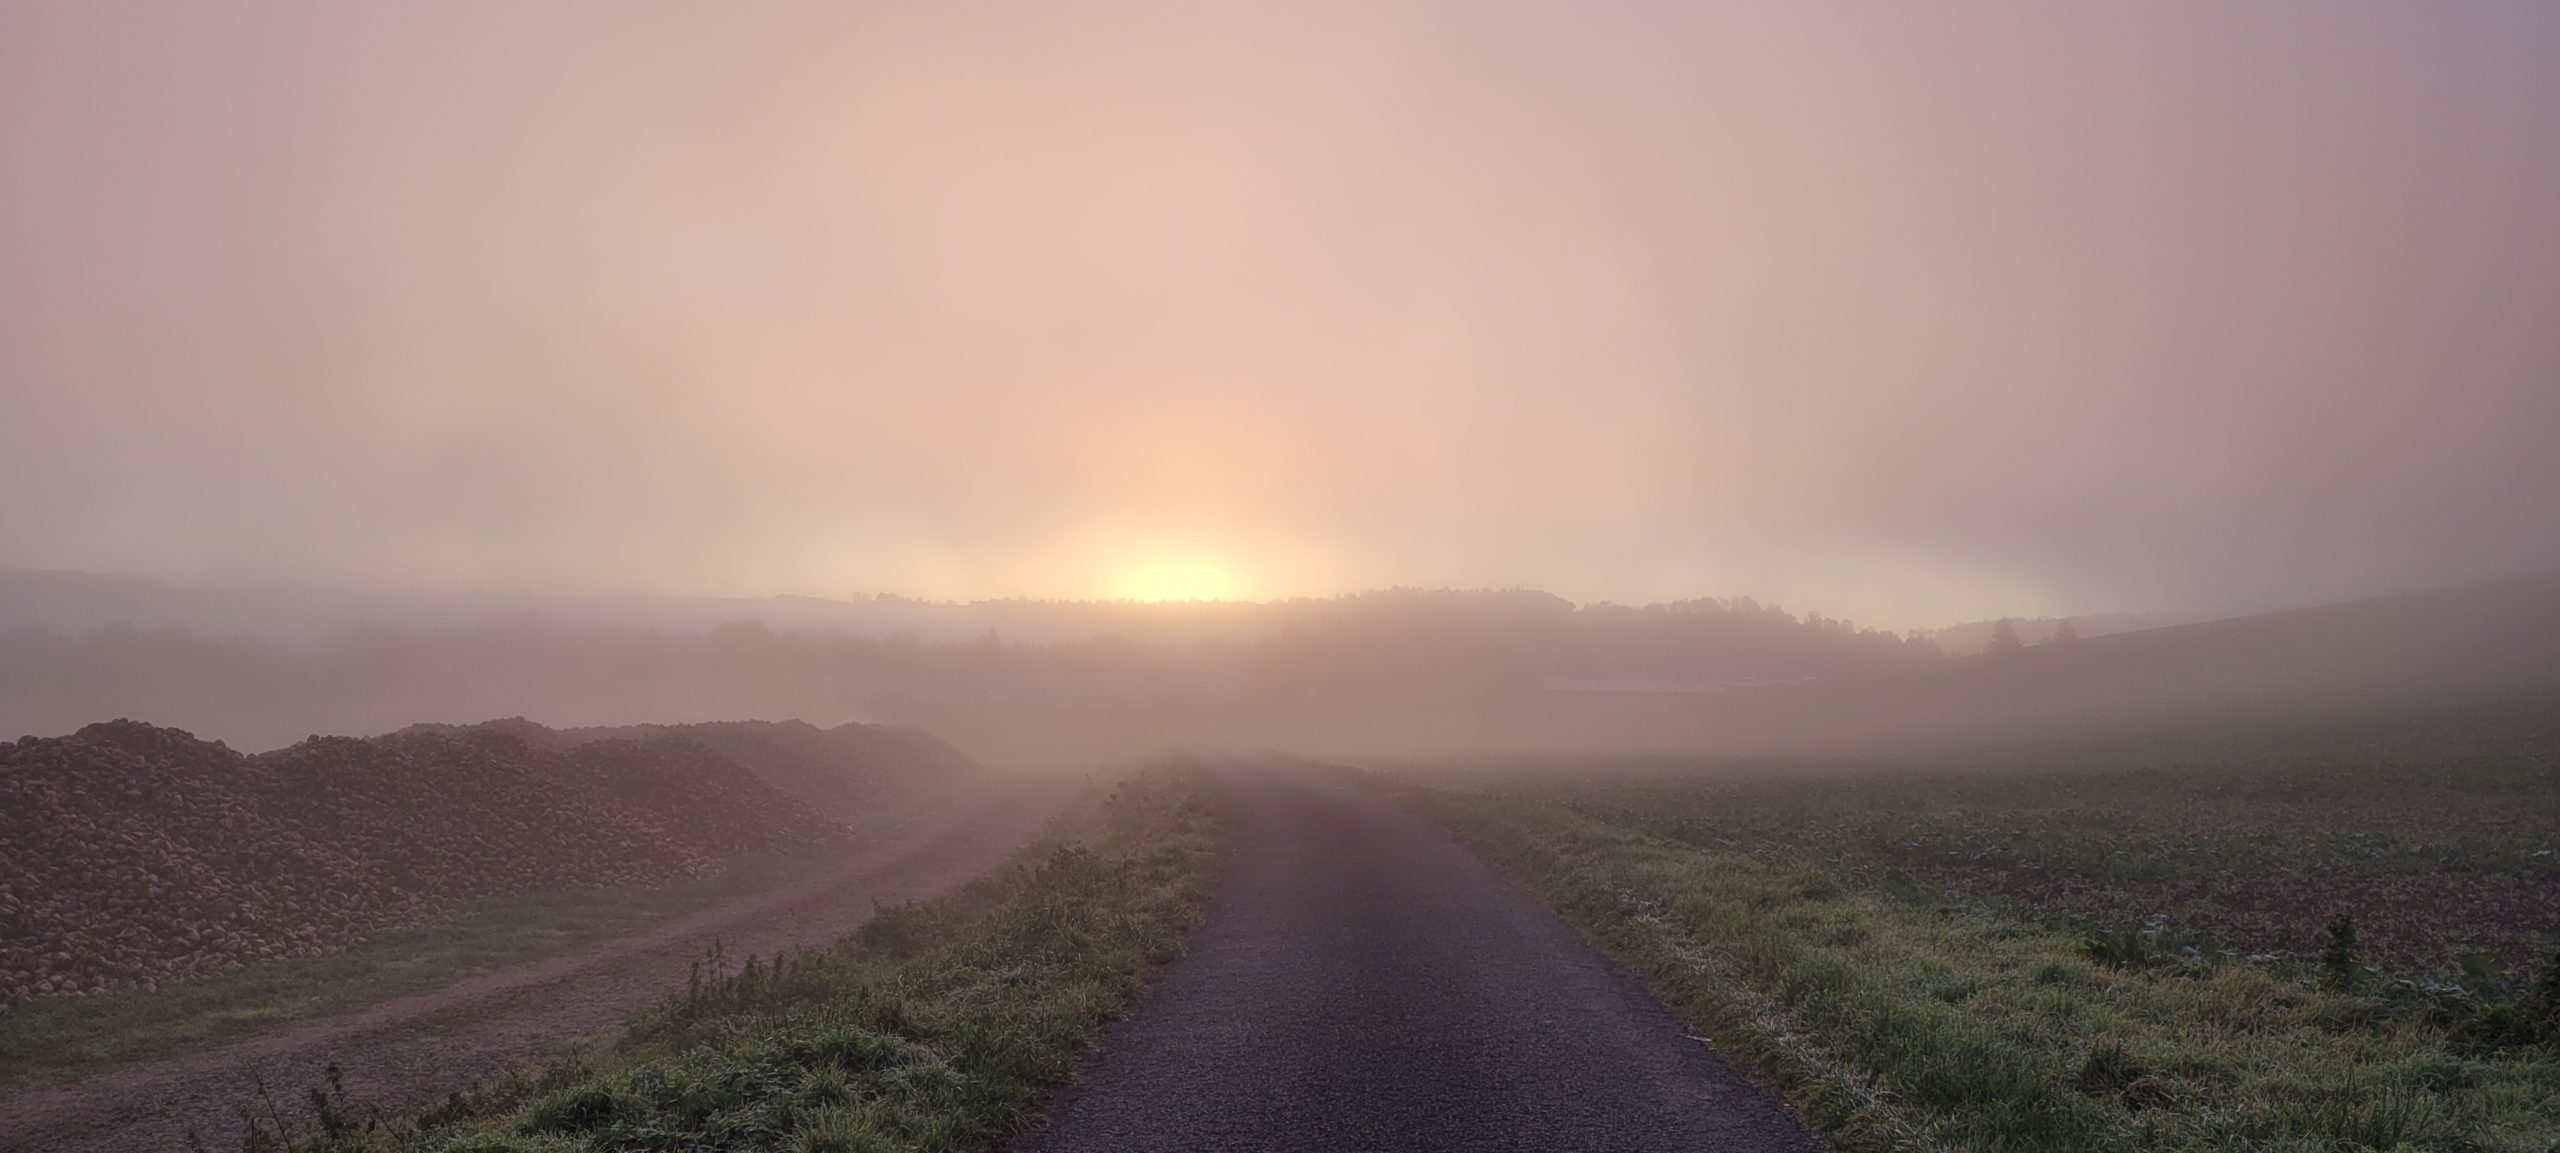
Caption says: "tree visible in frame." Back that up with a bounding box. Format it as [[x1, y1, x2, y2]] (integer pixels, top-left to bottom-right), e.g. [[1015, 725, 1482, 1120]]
[[1983, 618, 2023, 656], [2045, 618, 2081, 646]]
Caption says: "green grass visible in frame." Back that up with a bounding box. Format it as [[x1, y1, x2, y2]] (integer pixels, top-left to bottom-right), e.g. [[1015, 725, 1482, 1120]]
[[1369, 764, 2560, 1153], [242, 761, 1230, 1153], [0, 851, 833, 1092]]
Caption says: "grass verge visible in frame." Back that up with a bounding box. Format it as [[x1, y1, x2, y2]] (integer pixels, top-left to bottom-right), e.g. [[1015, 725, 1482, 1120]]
[[1367, 772, 2560, 1153], [240, 760, 1229, 1153]]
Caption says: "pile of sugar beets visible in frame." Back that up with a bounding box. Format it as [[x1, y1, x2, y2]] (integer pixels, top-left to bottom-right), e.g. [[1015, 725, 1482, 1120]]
[[0, 718, 852, 1008]]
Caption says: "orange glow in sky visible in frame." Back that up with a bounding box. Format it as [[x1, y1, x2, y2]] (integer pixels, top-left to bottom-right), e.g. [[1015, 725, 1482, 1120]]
[[4, 3, 2560, 628]]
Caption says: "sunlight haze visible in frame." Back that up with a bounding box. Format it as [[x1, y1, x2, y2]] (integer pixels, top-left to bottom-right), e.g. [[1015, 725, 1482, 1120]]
[[6, 2, 2560, 628]]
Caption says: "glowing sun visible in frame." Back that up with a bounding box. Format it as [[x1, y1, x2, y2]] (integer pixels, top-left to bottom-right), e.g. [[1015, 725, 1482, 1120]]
[[1108, 555, 1247, 602]]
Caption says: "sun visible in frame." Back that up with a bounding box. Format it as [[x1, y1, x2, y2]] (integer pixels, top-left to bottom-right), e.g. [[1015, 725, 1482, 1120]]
[[1108, 555, 1247, 602]]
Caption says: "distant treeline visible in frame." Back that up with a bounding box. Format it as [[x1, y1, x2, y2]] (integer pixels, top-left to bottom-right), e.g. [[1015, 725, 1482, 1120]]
[[10, 574, 2559, 762], [0, 588, 1939, 752], [1926, 612, 2191, 655]]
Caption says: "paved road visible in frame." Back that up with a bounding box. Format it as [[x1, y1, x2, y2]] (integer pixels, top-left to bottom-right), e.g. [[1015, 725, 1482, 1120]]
[[1015, 761, 1828, 1153], [1, 774, 1079, 1153]]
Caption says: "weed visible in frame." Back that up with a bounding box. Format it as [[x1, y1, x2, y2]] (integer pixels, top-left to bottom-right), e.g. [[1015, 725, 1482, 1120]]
[[2322, 914, 2362, 991], [2074, 1036, 2146, 1097]]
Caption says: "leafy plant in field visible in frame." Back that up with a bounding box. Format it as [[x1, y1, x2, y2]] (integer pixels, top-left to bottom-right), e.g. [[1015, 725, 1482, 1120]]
[[2080, 915, 2225, 975], [2447, 949, 2560, 1055], [2321, 914, 2362, 991], [2072, 1036, 2147, 1099], [2539, 950, 2560, 1029]]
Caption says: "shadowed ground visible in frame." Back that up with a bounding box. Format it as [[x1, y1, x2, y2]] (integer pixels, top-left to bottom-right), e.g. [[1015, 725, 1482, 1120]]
[[1014, 760, 1827, 1153]]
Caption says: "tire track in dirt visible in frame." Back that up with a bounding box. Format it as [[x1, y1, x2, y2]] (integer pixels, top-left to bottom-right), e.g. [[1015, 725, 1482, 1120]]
[[1, 774, 1081, 1153]]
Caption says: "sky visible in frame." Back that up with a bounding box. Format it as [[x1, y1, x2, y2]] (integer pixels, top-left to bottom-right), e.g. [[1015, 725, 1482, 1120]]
[[4, 2, 2558, 630]]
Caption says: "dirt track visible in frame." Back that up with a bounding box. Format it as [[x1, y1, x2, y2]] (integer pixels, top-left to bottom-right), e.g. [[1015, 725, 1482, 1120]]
[[0, 774, 1079, 1153], [1013, 761, 1828, 1152]]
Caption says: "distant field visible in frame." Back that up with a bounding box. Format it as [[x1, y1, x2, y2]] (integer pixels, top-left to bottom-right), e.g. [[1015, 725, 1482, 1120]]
[[1505, 747, 2560, 975], [1383, 719, 2560, 1152]]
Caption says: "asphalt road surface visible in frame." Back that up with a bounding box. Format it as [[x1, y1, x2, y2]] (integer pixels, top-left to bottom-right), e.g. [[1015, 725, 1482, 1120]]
[[1014, 761, 1828, 1153], [0, 775, 1078, 1153]]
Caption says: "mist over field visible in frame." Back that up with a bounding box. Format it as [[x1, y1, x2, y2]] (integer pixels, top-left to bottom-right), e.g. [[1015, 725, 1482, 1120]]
[[7, 1, 2558, 762], [6, 568, 2559, 765]]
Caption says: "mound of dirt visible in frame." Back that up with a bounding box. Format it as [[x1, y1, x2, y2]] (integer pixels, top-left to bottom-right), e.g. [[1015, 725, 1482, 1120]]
[[0, 719, 857, 1009], [398, 718, 981, 825], [549, 719, 981, 825]]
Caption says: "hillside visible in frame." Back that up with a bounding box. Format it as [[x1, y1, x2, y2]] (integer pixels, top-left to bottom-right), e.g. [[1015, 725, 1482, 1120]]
[[1668, 571, 2560, 755], [1925, 611, 2194, 655]]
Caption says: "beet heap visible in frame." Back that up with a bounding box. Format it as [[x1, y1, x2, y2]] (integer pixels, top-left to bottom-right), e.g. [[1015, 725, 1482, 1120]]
[[0, 719, 853, 1008]]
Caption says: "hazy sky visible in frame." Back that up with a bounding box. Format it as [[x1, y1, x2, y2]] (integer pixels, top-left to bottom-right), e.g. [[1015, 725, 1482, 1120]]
[[5, 2, 2558, 628]]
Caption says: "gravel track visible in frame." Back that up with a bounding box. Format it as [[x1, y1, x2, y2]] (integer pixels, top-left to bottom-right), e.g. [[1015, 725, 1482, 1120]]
[[0, 774, 1078, 1153], [1014, 760, 1828, 1153]]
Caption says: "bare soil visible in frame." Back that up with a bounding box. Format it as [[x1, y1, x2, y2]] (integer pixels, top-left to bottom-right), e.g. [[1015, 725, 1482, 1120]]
[[0, 773, 1078, 1153]]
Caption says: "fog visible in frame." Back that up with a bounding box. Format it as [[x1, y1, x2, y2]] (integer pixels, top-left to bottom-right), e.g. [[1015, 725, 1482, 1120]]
[[6, 2, 2560, 631], [8, 571, 2557, 764]]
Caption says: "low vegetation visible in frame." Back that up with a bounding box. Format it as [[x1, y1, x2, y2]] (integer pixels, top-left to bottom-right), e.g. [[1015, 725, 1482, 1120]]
[[1379, 738, 2560, 1152], [233, 761, 1229, 1153]]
